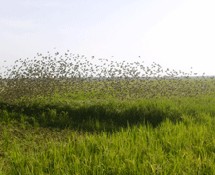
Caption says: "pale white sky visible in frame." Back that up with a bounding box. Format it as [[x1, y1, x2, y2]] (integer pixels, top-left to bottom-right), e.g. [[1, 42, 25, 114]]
[[0, 0, 215, 75]]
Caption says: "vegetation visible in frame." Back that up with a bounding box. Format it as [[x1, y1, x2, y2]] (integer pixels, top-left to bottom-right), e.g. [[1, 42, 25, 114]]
[[0, 51, 215, 174]]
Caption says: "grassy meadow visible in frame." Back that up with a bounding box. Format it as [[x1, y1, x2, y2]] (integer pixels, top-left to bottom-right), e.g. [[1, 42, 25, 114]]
[[0, 52, 215, 174]]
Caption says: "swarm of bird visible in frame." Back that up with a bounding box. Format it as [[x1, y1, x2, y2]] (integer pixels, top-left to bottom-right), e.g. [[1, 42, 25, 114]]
[[0, 51, 215, 103]]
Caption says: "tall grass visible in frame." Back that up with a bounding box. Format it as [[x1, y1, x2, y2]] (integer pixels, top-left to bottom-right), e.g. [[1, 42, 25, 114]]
[[1, 114, 215, 174]]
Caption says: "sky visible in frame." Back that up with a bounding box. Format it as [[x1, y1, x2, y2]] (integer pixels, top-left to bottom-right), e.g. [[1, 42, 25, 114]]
[[0, 0, 215, 75]]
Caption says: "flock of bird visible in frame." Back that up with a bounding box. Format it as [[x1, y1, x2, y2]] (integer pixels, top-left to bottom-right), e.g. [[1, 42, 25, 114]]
[[0, 51, 215, 102]]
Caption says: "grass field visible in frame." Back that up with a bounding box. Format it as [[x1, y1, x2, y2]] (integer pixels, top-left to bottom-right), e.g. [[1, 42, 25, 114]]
[[1, 52, 215, 174]]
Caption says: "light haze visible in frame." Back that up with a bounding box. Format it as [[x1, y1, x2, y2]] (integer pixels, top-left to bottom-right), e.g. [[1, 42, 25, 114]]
[[0, 0, 215, 75]]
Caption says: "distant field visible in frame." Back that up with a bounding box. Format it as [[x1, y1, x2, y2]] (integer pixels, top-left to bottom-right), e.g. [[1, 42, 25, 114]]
[[1, 52, 215, 174]]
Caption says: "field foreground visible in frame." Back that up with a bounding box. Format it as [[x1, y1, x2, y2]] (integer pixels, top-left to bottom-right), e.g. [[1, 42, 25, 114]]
[[1, 95, 215, 174], [0, 113, 215, 174]]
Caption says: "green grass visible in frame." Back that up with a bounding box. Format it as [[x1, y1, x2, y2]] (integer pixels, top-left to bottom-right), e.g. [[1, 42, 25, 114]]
[[1, 114, 215, 174], [1, 92, 215, 174]]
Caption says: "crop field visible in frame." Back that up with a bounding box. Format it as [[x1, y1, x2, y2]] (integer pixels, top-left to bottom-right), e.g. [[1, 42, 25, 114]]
[[1, 51, 215, 174]]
